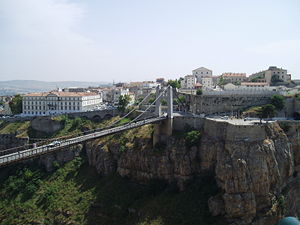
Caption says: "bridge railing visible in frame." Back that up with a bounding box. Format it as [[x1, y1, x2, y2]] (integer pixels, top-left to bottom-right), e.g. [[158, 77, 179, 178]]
[[0, 116, 166, 166]]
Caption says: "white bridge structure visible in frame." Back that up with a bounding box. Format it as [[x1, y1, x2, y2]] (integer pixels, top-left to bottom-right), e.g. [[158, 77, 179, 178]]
[[0, 86, 174, 167]]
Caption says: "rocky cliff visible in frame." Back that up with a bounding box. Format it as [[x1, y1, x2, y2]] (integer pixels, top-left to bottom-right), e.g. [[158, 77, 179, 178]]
[[86, 119, 300, 225]]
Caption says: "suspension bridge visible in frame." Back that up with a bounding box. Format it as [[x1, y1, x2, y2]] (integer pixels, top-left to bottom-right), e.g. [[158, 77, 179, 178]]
[[0, 86, 174, 167]]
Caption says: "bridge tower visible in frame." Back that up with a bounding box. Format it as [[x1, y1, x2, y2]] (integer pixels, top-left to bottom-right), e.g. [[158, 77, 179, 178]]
[[153, 85, 173, 146], [155, 85, 162, 117]]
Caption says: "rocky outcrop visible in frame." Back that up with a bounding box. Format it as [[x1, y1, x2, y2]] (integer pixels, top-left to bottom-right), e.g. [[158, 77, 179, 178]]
[[86, 137, 199, 190], [39, 144, 83, 172], [31, 117, 62, 134], [0, 134, 29, 151], [86, 119, 300, 225]]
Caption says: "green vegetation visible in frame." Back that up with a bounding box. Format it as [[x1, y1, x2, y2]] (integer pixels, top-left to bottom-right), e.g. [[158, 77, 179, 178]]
[[257, 104, 276, 120], [0, 121, 30, 137], [161, 99, 167, 106], [243, 95, 285, 119], [250, 75, 263, 82], [217, 76, 227, 86], [118, 95, 132, 112], [185, 130, 201, 148], [96, 123, 154, 152], [0, 115, 122, 141], [167, 80, 181, 89], [271, 95, 285, 111], [196, 89, 203, 95], [9, 94, 22, 114], [0, 156, 222, 225], [148, 97, 155, 104]]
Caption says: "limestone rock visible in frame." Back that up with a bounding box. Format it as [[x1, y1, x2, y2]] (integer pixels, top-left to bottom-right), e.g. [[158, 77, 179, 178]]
[[86, 119, 300, 224]]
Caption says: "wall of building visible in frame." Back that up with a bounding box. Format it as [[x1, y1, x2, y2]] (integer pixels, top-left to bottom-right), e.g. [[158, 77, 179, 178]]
[[181, 93, 273, 115]]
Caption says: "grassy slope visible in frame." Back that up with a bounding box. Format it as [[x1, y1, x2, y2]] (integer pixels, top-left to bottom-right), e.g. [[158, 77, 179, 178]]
[[0, 116, 128, 141], [0, 156, 223, 225]]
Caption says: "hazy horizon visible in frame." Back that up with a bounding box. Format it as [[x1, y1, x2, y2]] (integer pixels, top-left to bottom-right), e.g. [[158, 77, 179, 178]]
[[0, 0, 299, 82]]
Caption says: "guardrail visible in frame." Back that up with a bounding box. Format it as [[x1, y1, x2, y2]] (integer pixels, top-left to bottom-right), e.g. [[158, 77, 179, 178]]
[[0, 116, 166, 167]]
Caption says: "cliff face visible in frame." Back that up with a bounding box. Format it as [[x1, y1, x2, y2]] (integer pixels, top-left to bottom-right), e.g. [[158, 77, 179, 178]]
[[86, 119, 300, 225]]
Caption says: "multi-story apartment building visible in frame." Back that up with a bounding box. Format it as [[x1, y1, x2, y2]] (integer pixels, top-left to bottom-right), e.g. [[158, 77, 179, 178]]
[[180, 75, 196, 89], [192, 67, 212, 83], [22, 91, 102, 115], [249, 66, 291, 84], [201, 77, 213, 89], [221, 73, 248, 83]]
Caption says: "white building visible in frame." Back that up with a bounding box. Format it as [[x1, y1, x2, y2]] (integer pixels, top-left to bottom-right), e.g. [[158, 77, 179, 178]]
[[180, 75, 196, 89], [113, 88, 130, 104], [192, 67, 212, 83], [22, 91, 102, 116], [202, 77, 213, 90]]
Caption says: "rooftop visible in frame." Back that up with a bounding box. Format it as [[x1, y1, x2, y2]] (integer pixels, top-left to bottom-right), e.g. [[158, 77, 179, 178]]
[[222, 73, 246, 77], [241, 82, 268, 86], [25, 91, 99, 97]]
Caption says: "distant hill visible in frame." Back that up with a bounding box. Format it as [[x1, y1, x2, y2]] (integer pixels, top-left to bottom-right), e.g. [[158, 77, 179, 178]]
[[0, 80, 111, 96]]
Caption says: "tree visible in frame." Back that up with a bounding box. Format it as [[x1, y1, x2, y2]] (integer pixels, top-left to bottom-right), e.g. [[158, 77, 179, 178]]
[[196, 89, 203, 95], [257, 104, 276, 121], [271, 95, 285, 111], [148, 97, 155, 104], [9, 94, 22, 114], [218, 76, 227, 86], [167, 79, 181, 88], [161, 99, 167, 106], [118, 95, 131, 112], [185, 130, 201, 148]]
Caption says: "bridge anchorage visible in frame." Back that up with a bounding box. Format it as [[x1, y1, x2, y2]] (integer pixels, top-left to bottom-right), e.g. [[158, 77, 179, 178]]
[[0, 85, 174, 167]]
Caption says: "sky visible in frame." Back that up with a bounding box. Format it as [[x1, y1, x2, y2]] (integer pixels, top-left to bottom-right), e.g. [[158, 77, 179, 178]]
[[0, 0, 300, 82]]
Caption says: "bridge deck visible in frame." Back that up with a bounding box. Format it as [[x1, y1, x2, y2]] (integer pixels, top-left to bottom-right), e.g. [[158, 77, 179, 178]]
[[0, 117, 166, 167]]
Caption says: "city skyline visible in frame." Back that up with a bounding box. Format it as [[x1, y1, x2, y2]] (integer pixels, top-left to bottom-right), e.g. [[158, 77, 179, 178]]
[[0, 0, 300, 82]]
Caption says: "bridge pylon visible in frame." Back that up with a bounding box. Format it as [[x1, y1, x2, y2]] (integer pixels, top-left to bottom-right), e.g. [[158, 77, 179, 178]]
[[153, 85, 173, 146]]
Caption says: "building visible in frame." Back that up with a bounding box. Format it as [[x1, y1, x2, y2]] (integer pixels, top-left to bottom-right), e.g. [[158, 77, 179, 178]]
[[112, 88, 129, 104], [22, 91, 102, 116], [241, 82, 269, 88], [221, 73, 248, 84], [249, 66, 291, 84], [180, 75, 196, 89], [192, 67, 212, 83], [156, 78, 165, 84], [201, 77, 213, 89], [62, 87, 87, 92], [0, 102, 12, 115]]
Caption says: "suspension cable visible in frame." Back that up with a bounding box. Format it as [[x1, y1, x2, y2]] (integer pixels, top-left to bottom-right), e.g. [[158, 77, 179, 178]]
[[129, 86, 169, 124], [107, 87, 157, 127]]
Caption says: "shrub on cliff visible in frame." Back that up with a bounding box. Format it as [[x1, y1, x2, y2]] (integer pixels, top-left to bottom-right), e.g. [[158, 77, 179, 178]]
[[185, 130, 201, 148], [271, 95, 285, 111]]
